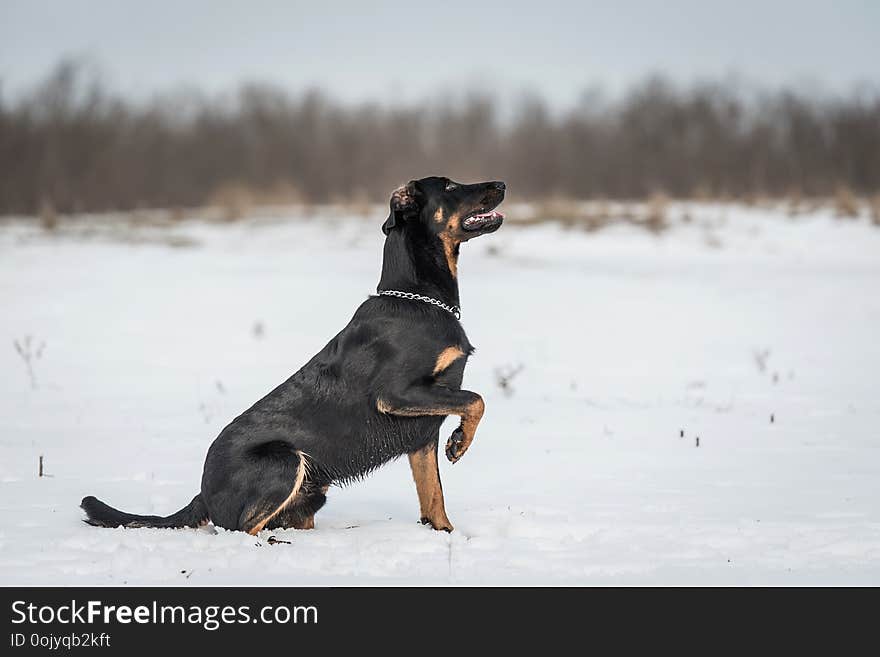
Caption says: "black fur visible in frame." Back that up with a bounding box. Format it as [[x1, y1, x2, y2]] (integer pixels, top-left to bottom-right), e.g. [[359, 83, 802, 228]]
[[81, 176, 505, 533], [80, 494, 208, 529]]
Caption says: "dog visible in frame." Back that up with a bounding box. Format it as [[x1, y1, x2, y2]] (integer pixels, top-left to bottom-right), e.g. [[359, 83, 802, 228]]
[[81, 176, 505, 534]]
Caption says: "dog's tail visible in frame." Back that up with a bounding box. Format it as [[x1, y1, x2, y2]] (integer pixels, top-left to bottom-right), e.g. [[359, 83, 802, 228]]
[[80, 493, 209, 529]]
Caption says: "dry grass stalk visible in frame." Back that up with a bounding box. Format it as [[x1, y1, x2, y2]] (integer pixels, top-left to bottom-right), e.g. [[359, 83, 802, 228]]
[[833, 186, 860, 219], [643, 192, 669, 233]]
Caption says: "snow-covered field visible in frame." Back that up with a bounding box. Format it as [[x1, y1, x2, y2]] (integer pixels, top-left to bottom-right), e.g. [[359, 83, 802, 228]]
[[1, 204, 879, 585]]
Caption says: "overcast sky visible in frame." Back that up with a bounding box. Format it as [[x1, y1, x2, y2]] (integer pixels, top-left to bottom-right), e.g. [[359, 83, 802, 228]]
[[2, 0, 879, 107]]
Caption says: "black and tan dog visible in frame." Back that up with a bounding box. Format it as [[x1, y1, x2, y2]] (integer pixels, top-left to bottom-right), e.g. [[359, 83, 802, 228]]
[[81, 176, 505, 534]]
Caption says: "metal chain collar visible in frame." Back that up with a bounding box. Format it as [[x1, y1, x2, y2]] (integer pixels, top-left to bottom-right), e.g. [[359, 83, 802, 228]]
[[376, 290, 461, 320]]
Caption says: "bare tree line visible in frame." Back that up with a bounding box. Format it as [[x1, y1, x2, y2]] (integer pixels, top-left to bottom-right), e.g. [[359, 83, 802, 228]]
[[1, 60, 879, 216]]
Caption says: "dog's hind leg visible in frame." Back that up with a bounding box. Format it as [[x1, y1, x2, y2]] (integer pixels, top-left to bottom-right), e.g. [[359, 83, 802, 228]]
[[408, 440, 453, 532], [264, 485, 328, 531], [236, 448, 311, 535]]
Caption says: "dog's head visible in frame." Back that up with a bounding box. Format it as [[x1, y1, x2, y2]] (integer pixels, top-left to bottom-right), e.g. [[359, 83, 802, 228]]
[[381, 176, 505, 276], [382, 177, 506, 243]]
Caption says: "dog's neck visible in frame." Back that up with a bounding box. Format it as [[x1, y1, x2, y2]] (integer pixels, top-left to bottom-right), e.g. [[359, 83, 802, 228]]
[[377, 229, 460, 309]]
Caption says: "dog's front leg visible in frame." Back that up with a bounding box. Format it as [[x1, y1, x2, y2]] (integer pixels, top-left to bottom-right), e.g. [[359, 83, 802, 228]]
[[407, 440, 453, 531], [378, 385, 485, 463]]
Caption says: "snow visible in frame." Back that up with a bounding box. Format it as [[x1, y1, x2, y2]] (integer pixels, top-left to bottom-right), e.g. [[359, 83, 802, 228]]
[[1, 204, 879, 585]]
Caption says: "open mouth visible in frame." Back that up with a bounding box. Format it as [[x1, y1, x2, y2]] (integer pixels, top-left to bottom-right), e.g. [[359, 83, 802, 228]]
[[462, 209, 505, 232]]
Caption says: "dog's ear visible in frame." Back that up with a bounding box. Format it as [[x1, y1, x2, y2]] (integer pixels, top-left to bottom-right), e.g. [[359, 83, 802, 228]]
[[382, 181, 420, 235]]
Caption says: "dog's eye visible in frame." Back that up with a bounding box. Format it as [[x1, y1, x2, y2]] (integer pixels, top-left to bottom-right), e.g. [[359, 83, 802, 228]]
[[444, 182, 458, 192]]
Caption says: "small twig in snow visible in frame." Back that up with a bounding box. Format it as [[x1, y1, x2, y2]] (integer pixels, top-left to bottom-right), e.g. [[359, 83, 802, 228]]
[[753, 348, 770, 374], [38, 454, 53, 477], [494, 363, 525, 397], [14, 335, 45, 389]]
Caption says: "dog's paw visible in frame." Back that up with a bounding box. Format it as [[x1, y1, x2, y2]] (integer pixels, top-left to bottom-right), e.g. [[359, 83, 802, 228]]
[[445, 426, 469, 463], [420, 516, 454, 532]]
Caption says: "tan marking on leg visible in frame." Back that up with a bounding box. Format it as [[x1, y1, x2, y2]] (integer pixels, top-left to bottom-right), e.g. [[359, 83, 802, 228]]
[[433, 208, 445, 223], [460, 396, 485, 439], [408, 443, 453, 531], [295, 515, 315, 530], [247, 451, 309, 535], [295, 484, 328, 530], [433, 346, 465, 375], [446, 396, 485, 462]]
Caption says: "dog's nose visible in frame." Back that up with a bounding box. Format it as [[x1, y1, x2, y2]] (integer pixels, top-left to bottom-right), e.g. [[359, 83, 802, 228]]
[[491, 181, 506, 191]]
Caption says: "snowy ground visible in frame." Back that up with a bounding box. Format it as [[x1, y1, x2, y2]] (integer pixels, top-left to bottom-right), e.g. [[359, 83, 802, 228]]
[[1, 204, 879, 585]]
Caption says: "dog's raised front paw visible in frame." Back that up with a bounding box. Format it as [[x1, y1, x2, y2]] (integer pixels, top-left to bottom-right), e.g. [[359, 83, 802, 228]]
[[445, 425, 469, 463]]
